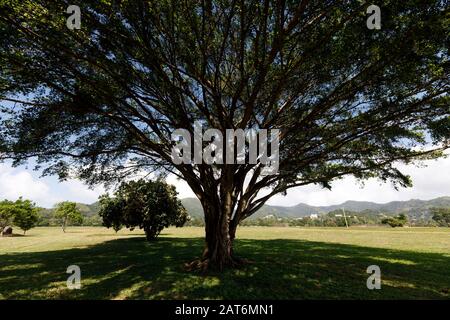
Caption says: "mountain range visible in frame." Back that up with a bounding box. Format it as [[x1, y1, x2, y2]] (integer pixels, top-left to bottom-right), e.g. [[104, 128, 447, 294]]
[[44, 196, 450, 221], [169, 196, 450, 220]]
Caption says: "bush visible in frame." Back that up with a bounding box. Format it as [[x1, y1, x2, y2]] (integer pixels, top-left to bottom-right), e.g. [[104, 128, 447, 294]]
[[382, 214, 408, 228], [431, 207, 450, 227]]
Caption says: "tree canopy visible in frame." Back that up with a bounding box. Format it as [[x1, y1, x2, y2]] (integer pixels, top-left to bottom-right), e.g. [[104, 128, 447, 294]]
[[0, 198, 40, 234], [0, 200, 14, 231], [0, 0, 448, 268], [53, 201, 83, 232], [99, 179, 188, 240], [12, 198, 40, 234]]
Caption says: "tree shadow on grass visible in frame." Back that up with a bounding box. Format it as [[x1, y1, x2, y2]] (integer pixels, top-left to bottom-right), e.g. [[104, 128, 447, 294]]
[[0, 237, 449, 300]]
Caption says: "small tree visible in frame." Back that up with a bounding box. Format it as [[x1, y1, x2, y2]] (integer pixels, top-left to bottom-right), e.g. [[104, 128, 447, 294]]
[[431, 208, 450, 227], [53, 201, 83, 232], [99, 179, 188, 241], [12, 198, 40, 234]]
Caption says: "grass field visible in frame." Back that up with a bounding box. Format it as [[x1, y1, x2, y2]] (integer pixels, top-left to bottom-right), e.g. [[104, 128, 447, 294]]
[[1, 226, 449, 300]]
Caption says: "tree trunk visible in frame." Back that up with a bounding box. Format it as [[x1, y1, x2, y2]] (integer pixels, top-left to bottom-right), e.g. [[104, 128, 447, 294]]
[[187, 199, 240, 271], [203, 208, 234, 269], [184, 168, 250, 271]]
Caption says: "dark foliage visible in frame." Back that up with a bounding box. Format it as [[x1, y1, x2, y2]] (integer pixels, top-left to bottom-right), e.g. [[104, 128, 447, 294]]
[[0, 0, 448, 267], [99, 179, 188, 240], [431, 207, 450, 227]]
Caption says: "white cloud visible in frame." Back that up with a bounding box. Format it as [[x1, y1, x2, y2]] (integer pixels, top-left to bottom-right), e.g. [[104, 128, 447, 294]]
[[1, 164, 104, 207], [0, 165, 53, 206], [58, 180, 105, 204], [266, 155, 450, 206]]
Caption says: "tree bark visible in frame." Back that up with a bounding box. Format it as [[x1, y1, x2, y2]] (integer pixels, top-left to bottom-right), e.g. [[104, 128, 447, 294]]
[[187, 198, 241, 271], [203, 205, 233, 269], [184, 169, 251, 271], [62, 216, 68, 233]]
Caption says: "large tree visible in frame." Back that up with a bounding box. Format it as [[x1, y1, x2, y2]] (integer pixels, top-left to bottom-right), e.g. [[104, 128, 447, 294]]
[[0, 1, 449, 269]]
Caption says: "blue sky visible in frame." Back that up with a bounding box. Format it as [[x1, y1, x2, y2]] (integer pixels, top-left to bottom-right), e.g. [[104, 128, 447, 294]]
[[2, 153, 449, 208]]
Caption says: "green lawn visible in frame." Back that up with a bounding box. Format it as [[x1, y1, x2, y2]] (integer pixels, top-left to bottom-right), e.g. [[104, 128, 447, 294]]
[[1, 226, 449, 299]]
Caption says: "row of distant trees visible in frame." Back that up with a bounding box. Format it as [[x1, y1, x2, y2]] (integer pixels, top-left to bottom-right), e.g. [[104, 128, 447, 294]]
[[0, 199, 83, 235], [1, 180, 189, 239], [236, 209, 450, 228], [38, 214, 102, 227], [2, 195, 449, 236]]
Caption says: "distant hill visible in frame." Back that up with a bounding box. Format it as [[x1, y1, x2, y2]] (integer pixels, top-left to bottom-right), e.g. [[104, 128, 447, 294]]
[[42, 196, 450, 221], [40, 202, 100, 218], [180, 196, 450, 221], [75, 202, 101, 217]]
